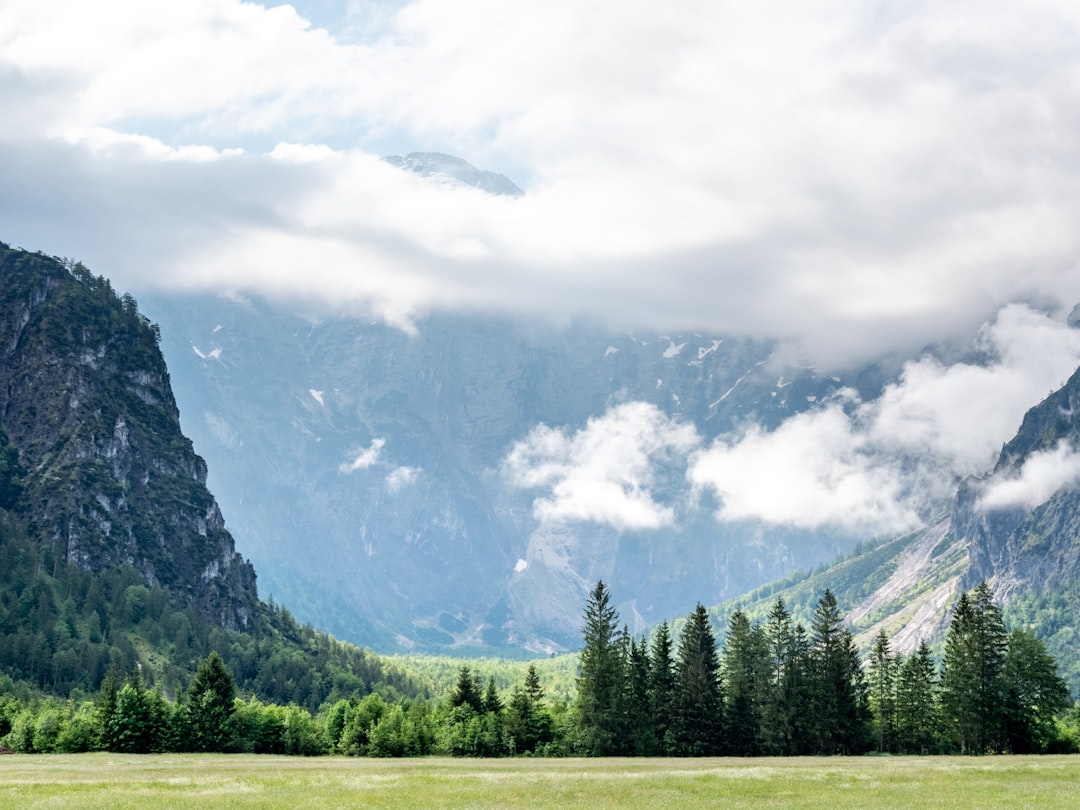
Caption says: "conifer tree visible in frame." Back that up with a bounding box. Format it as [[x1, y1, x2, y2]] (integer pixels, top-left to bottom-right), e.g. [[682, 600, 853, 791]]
[[722, 610, 767, 755], [450, 666, 484, 714], [809, 589, 870, 754], [867, 630, 897, 753], [186, 651, 237, 752], [624, 635, 656, 755], [673, 604, 723, 755], [649, 621, 677, 755], [482, 676, 504, 715], [895, 641, 938, 754], [940, 583, 1007, 753], [576, 581, 625, 755], [1001, 627, 1069, 753]]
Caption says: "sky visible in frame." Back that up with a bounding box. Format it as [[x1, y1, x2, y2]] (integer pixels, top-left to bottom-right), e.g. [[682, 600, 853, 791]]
[[3, 0, 1080, 366], [5, 0, 1080, 536]]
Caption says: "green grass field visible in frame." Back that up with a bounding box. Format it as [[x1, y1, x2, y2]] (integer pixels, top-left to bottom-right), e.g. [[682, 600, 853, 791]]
[[1, 754, 1078, 809]]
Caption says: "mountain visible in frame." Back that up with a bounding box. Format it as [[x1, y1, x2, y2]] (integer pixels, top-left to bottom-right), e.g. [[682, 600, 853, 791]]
[[0, 242, 417, 703], [0, 244, 257, 630], [720, 364, 1080, 690], [142, 292, 893, 655], [382, 152, 525, 196]]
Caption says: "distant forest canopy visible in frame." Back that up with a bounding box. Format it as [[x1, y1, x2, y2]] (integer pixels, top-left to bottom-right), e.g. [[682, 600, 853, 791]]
[[2, 579, 1077, 757]]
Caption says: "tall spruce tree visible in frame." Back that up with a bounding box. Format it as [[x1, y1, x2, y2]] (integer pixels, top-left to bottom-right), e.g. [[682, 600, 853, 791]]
[[649, 621, 677, 755], [576, 581, 625, 755], [186, 651, 237, 752], [450, 666, 484, 714], [867, 630, 897, 753], [809, 589, 870, 754], [940, 583, 1007, 753], [1001, 628, 1069, 753], [722, 610, 767, 755], [625, 635, 656, 755], [673, 604, 723, 755], [895, 641, 938, 754]]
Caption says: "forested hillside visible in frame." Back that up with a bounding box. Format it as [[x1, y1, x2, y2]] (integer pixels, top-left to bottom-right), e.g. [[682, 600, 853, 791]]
[[0, 244, 418, 708]]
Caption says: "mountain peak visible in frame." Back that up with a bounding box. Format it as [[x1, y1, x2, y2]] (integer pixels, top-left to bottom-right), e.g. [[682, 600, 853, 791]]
[[382, 152, 524, 196]]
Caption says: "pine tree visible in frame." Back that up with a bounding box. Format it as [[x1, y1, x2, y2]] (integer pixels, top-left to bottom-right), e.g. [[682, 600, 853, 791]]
[[867, 630, 897, 753], [576, 581, 625, 755], [450, 666, 484, 714], [624, 635, 656, 755], [760, 599, 806, 755], [649, 621, 677, 755], [1001, 628, 1069, 753], [895, 641, 938, 754], [722, 610, 766, 755], [940, 583, 1007, 753], [808, 589, 870, 754], [673, 604, 723, 755], [482, 676, 504, 715], [186, 651, 237, 752]]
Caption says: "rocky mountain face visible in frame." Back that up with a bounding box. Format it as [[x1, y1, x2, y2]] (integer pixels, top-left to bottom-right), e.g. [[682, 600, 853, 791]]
[[142, 290, 883, 654], [726, 363, 1080, 689], [0, 244, 258, 631]]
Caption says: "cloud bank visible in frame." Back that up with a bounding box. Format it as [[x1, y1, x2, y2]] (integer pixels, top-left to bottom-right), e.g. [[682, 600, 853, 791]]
[[508, 306, 1080, 535], [3, 1, 1080, 365]]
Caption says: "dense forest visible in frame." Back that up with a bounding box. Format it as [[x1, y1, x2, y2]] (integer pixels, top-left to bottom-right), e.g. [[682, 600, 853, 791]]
[[2, 579, 1076, 756]]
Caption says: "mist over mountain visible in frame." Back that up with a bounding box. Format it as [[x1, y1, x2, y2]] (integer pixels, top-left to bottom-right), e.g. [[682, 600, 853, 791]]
[[145, 293, 880, 654]]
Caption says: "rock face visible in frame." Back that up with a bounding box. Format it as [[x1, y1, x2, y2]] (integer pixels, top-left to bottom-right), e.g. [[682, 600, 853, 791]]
[[144, 292, 876, 654], [953, 364, 1080, 602], [0, 244, 257, 630]]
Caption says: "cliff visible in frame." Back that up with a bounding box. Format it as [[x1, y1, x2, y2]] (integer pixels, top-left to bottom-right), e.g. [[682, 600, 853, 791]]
[[0, 243, 257, 630]]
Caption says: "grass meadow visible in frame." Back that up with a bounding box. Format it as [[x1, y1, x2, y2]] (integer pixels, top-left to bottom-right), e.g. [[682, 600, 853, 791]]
[[1, 754, 1078, 809]]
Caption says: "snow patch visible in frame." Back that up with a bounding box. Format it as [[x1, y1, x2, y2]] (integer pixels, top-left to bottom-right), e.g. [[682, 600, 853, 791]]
[[340, 438, 386, 472], [663, 341, 687, 359], [711, 371, 751, 407], [192, 344, 222, 360], [697, 339, 723, 360]]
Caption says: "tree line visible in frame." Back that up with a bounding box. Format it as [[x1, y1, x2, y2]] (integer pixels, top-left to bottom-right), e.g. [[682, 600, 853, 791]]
[[1, 581, 1075, 756], [574, 580, 1073, 756]]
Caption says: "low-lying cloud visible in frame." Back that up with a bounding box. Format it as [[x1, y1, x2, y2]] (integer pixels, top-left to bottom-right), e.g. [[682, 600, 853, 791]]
[[508, 306, 1080, 536], [978, 442, 1080, 511], [503, 401, 700, 531]]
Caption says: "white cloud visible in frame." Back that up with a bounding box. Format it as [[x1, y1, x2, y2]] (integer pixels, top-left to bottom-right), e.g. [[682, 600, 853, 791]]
[[339, 438, 385, 472], [503, 401, 700, 531], [385, 465, 421, 492], [689, 402, 921, 534], [689, 306, 1080, 533], [979, 442, 1080, 511], [3, 2, 1080, 366]]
